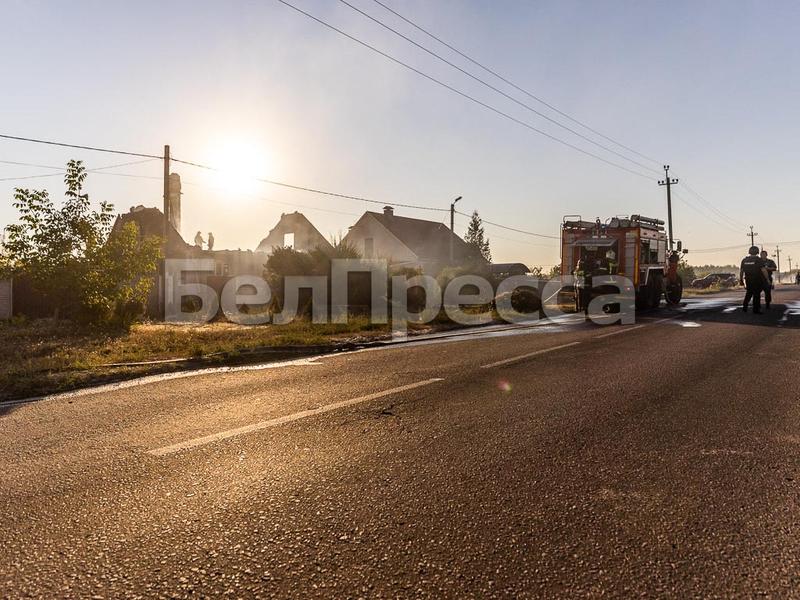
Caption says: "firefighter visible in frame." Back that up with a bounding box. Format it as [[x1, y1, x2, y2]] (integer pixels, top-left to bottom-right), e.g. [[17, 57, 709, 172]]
[[740, 246, 768, 314], [574, 253, 593, 315], [605, 249, 618, 275], [760, 250, 777, 310]]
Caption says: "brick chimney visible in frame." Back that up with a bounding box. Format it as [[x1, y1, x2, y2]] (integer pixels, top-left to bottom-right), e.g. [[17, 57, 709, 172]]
[[168, 173, 182, 234]]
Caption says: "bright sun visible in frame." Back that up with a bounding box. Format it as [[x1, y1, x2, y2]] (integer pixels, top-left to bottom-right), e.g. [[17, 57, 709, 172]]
[[208, 139, 273, 195]]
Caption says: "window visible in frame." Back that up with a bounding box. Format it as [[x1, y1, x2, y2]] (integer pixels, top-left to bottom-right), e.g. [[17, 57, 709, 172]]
[[364, 237, 374, 258], [283, 232, 295, 249]]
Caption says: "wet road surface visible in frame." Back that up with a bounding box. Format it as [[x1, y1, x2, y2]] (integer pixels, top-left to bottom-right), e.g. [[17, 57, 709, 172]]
[[2, 286, 799, 597]]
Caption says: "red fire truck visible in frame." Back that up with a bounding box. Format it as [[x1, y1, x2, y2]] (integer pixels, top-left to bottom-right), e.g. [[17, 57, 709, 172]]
[[561, 214, 685, 310]]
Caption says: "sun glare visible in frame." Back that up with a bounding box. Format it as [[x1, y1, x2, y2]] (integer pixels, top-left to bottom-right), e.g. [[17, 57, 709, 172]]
[[207, 139, 273, 195]]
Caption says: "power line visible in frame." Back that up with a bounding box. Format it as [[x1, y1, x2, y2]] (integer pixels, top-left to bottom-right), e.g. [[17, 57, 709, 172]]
[[369, 0, 662, 166], [274, 0, 655, 181], [679, 178, 747, 230], [0, 134, 163, 159], [0, 172, 63, 183], [672, 190, 743, 235], [171, 156, 449, 212], [337, 0, 660, 176], [178, 179, 362, 218], [691, 238, 800, 254], [0, 134, 574, 240], [0, 159, 159, 182], [364, 0, 756, 238], [455, 209, 559, 240], [174, 156, 563, 240], [1, 159, 72, 170], [689, 243, 748, 254], [452, 216, 558, 246]]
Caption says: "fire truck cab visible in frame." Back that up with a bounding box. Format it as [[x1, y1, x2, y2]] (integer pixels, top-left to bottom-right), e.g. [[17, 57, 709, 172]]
[[561, 214, 683, 310]]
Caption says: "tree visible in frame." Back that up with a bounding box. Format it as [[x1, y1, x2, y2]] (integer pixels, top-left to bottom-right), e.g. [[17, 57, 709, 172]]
[[264, 240, 364, 317], [677, 258, 696, 285], [82, 221, 162, 325], [1, 160, 162, 325], [548, 264, 562, 279], [528, 265, 544, 278], [464, 210, 491, 262]]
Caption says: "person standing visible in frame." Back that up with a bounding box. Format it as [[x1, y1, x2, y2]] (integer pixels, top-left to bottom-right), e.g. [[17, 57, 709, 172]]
[[574, 254, 595, 315], [574, 256, 588, 314], [207, 232, 215, 251], [760, 250, 777, 310], [194, 231, 204, 249], [740, 246, 768, 314]]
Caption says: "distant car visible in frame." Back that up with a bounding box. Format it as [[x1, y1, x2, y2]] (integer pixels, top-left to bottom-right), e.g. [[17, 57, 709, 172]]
[[691, 273, 738, 289]]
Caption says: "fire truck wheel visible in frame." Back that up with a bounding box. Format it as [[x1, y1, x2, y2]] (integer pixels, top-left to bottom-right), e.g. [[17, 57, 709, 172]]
[[666, 276, 683, 304], [649, 273, 664, 309]]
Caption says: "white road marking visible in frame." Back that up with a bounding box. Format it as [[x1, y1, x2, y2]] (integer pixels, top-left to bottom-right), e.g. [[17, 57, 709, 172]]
[[593, 315, 682, 340], [148, 378, 444, 456], [480, 342, 581, 369], [3, 357, 322, 408], [594, 324, 646, 339]]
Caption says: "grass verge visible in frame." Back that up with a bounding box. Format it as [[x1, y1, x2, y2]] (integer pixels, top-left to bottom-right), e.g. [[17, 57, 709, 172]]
[[0, 317, 394, 402]]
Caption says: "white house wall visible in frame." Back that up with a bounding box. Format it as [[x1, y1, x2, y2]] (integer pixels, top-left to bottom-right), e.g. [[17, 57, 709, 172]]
[[344, 215, 418, 265]]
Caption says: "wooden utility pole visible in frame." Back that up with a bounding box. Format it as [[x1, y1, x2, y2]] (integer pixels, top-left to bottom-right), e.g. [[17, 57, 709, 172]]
[[449, 196, 462, 263], [774, 245, 781, 284], [747, 225, 758, 248], [163, 145, 171, 238], [658, 165, 679, 252], [160, 145, 170, 319]]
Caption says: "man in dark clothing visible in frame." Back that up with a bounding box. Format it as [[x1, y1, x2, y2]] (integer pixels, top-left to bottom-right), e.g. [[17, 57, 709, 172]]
[[761, 250, 777, 309], [574, 255, 593, 315], [740, 246, 768, 314]]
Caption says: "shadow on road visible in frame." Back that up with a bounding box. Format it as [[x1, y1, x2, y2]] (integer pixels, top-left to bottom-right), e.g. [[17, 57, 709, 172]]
[[678, 287, 800, 329]]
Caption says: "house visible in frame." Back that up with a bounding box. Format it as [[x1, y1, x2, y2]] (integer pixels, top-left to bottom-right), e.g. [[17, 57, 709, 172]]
[[113, 205, 268, 316], [255, 211, 334, 255], [114, 205, 195, 258], [343, 206, 483, 274]]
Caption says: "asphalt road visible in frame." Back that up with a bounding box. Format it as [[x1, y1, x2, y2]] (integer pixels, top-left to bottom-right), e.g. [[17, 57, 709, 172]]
[[2, 286, 800, 598]]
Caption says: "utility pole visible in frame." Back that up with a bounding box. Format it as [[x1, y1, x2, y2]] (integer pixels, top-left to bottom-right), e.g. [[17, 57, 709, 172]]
[[449, 195, 462, 263], [773, 245, 781, 284], [658, 165, 679, 251], [789, 256, 793, 277], [160, 144, 170, 319], [747, 225, 758, 248], [163, 145, 171, 238]]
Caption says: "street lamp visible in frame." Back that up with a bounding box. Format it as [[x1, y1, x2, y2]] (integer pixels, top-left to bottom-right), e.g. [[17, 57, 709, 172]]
[[449, 196, 462, 263]]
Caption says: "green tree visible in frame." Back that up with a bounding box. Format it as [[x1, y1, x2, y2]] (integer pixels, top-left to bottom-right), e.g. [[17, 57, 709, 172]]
[[677, 258, 696, 284], [1, 161, 161, 325], [82, 221, 162, 325], [264, 240, 363, 317], [528, 265, 544, 278], [464, 210, 491, 262], [548, 264, 562, 279]]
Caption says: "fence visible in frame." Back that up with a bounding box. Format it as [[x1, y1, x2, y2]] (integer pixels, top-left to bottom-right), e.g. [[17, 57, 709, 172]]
[[0, 279, 11, 319]]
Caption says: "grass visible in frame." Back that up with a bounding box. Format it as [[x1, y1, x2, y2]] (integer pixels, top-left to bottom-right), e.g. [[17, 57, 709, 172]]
[[0, 299, 577, 402], [683, 283, 740, 296], [0, 317, 393, 402]]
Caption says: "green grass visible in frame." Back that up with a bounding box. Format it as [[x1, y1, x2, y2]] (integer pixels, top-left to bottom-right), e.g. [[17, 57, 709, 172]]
[[682, 283, 739, 296], [0, 317, 392, 401]]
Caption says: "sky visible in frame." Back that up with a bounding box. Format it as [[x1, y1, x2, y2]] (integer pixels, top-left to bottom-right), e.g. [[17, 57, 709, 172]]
[[1, 0, 799, 269]]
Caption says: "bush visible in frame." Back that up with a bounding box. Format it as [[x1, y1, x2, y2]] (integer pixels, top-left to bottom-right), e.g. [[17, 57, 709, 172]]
[[1, 161, 161, 327]]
